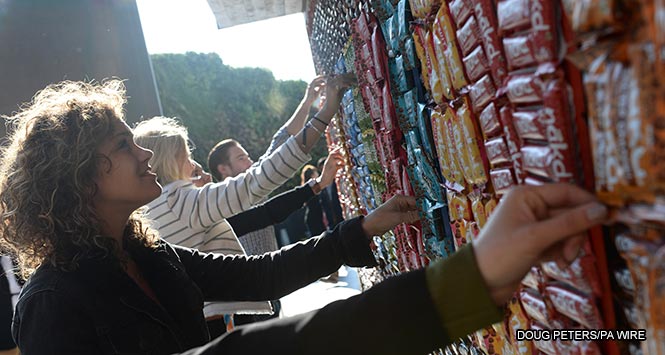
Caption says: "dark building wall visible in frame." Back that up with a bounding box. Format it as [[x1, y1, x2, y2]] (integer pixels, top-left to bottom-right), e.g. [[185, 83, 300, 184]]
[[0, 0, 162, 135]]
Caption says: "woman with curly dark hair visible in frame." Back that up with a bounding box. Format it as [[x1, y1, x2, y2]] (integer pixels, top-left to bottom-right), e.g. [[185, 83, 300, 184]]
[[0, 80, 607, 355]]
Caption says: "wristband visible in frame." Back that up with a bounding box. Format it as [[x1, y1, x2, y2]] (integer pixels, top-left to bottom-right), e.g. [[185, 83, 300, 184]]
[[306, 121, 324, 135], [307, 178, 322, 195], [312, 115, 328, 126]]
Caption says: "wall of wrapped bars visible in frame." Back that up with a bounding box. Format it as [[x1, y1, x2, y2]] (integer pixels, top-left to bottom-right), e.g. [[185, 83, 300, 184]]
[[305, 0, 665, 354]]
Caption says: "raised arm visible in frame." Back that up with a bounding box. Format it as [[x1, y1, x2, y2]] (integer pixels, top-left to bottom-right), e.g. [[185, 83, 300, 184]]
[[174, 74, 356, 229]]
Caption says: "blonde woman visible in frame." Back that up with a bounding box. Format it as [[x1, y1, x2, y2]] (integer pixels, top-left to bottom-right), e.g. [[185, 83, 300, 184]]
[[134, 116, 343, 333]]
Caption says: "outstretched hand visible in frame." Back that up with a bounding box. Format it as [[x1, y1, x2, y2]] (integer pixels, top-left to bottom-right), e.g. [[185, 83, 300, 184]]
[[361, 195, 419, 237], [317, 149, 343, 188], [473, 184, 608, 306], [305, 76, 326, 101], [318, 73, 356, 120]]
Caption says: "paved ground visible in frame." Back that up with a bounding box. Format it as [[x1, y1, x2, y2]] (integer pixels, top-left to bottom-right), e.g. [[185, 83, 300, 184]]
[[279, 266, 362, 317]]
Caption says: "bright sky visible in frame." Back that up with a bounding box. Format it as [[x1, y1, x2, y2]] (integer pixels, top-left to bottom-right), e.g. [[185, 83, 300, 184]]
[[135, 0, 317, 82]]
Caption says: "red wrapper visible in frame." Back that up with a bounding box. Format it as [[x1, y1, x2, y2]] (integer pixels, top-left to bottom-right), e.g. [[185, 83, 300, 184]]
[[520, 290, 551, 328], [457, 16, 481, 56], [379, 132, 399, 163], [463, 45, 490, 82], [360, 43, 373, 67], [388, 157, 404, 192], [522, 266, 543, 290], [473, 0, 508, 87], [468, 74, 496, 113], [353, 13, 372, 42], [497, 0, 531, 32], [363, 85, 382, 121], [381, 84, 396, 132], [485, 137, 511, 167], [503, 31, 558, 71], [512, 87, 572, 143], [498, 106, 526, 183], [479, 102, 502, 139], [504, 73, 547, 105], [497, 0, 556, 35], [371, 26, 388, 81], [545, 283, 604, 329], [449, 0, 473, 28], [521, 145, 575, 182], [541, 254, 603, 297], [490, 168, 516, 195]]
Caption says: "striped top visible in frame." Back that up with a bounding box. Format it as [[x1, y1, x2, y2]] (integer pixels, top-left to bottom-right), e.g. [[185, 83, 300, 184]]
[[145, 136, 310, 316]]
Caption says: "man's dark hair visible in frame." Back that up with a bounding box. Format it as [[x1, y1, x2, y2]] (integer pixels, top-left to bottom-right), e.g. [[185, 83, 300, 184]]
[[207, 139, 240, 181]]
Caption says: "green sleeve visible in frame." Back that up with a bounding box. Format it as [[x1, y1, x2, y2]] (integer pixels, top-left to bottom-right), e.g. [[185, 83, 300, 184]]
[[425, 244, 504, 340]]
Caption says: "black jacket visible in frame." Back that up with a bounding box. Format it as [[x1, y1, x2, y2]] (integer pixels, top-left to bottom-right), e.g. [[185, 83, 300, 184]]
[[13, 218, 447, 354]]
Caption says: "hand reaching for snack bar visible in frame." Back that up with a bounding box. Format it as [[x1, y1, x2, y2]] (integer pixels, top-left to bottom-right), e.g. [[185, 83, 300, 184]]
[[361, 195, 420, 237], [305, 75, 327, 102], [318, 73, 357, 121], [473, 183, 608, 306], [317, 148, 344, 189]]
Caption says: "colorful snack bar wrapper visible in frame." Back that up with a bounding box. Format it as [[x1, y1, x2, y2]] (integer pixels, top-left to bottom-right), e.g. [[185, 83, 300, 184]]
[[521, 145, 575, 183], [473, 0, 508, 87], [485, 136, 512, 168], [490, 168, 517, 195], [433, 3, 468, 91], [506, 294, 537, 355], [431, 108, 466, 190], [470, 193, 487, 229], [522, 266, 543, 291], [457, 16, 481, 56], [447, 189, 472, 221], [412, 26, 432, 92], [484, 197, 498, 218], [545, 283, 604, 329], [408, 0, 437, 19], [455, 98, 489, 186], [479, 101, 502, 139], [469, 74, 497, 113], [521, 289, 552, 328], [541, 253, 603, 297], [504, 73, 547, 105], [449, 0, 473, 28], [497, 0, 556, 36], [498, 106, 526, 184], [464, 47, 492, 86], [426, 28, 455, 103], [503, 31, 558, 71]]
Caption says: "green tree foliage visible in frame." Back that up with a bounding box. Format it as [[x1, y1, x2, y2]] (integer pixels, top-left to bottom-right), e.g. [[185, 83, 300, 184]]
[[150, 52, 328, 193]]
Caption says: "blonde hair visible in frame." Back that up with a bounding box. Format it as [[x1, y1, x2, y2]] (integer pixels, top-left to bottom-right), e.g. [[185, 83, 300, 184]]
[[0, 80, 158, 278], [133, 117, 191, 185]]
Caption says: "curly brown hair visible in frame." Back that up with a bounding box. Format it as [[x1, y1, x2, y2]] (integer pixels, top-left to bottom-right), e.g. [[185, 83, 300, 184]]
[[0, 80, 158, 278]]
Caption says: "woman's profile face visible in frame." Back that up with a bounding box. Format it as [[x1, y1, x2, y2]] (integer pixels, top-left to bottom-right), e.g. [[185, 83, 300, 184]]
[[92, 119, 162, 213]]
